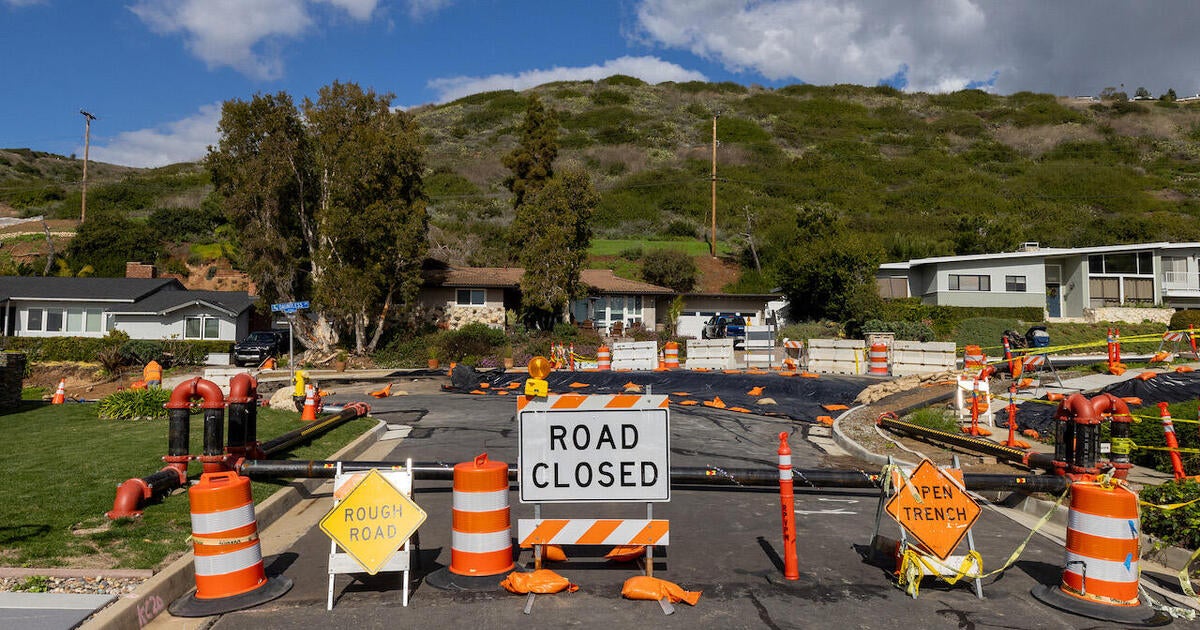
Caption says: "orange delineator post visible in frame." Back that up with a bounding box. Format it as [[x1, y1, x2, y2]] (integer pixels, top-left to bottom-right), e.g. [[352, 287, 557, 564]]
[[1003, 336, 1022, 378], [1158, 402, 1187, 480], [1001, 385, 1029, 449], [51, 379, 66, 404], [449, 453, 514, 577], [777, 432, 799, 580]]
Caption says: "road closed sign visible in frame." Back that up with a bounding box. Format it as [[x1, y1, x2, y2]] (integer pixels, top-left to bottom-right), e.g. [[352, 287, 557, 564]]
[[884, 459, 981, 560], [518, 393, 670, 503]]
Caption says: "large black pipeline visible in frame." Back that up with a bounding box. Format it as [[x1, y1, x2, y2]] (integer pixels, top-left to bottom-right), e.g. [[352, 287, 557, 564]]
[[258, 402, 371, 457], [237, 460, 1069, 494], [878, 414, 1057, 471]]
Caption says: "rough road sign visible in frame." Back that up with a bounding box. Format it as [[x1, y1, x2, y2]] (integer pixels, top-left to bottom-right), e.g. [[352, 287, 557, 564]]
[[319, 468, 426, 574], [884, 460, 980, 560], [518, 393, 670, 503]]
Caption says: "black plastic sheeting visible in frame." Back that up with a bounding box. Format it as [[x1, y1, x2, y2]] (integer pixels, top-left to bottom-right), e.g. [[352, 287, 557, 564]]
[[1015, 370, 1200, 434], [448, 365, 877, 423]]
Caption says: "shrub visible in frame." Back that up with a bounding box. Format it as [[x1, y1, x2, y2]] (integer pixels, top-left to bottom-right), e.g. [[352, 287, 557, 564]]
[[778, 321, 844, 341], [861, 319, 934, 342], [98, 388, 172, 420], [905, 407, 960, 434], [641, 249, 697, 293], [599, 75, 646, 87], [120, 340, 165, 365], [1140, 479, 1200, 550], [592, 90, 631, 106], [435, 323, 508, 362], [1170, 309, 1200, 330]]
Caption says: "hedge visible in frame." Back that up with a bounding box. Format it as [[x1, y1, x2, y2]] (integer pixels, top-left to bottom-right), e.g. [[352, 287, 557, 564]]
[[1, 336, 231, 366], [878, 299, 1044, 337]]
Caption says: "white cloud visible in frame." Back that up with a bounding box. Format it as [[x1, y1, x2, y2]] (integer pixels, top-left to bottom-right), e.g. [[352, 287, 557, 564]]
[[633, 0, 1200, 96], [86, 104, 221, 168], [428, 56, 707, 102], [2, 0, 47, 7], [405, 0, 453, 20], [129, 0, 380, 80]]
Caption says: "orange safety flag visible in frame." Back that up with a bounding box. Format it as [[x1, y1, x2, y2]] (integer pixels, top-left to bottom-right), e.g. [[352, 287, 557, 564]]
[[621, 576, 701, 606], [500, 569, 578, 594], [569, 382, 590, 388], [543, 545, 567, 562], [605, 545, 645, 562], [677, 400, 699, 406], [671, 392, 691, 397], [703, 396, 726, 409], [821, 404, 849, 411], [1121, 397, 1143, 406], [800, 371, 820, 378], [369, 384, 392, 398], [747, 386, 764, 396]]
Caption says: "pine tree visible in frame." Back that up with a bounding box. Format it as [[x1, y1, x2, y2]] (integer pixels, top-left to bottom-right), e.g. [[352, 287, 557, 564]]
[[502, 95, 558, 210]]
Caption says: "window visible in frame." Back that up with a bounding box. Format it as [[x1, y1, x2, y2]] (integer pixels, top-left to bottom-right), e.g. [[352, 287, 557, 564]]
[[1123, 278, 1154, 305], [1090, 277, 1121, 307], [1005, 275, 1027, 292], [455, 289, 485, 306], [948, 274, 990, 291], [27, 308, 42, 331], [46, 309, 63, 332], [1089, 251, 1154, 275], [65, 308, 103, 333], [185, 315, 221, 340], [877, 277, 908, 299]]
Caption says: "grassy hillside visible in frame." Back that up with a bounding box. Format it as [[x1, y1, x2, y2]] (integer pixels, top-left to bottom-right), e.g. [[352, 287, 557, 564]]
[[8, 79, 1200, 291]]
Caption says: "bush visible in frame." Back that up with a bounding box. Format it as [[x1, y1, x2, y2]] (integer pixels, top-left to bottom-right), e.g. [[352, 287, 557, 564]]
[[861, 319, 934, 342], [97, 388, 172, 420], [1140, 479, 1200, 550], [435, 323, 508, 362], [1170, 309, 1200, 330], [778, 321, 844, 341], [641, 249, 697, 293], [905, 407, 960, 434], [120, 340, 165, 365]]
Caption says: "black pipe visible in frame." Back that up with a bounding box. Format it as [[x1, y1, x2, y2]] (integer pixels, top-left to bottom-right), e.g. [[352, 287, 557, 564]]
[[168, 408, 190, 458], [237, 460, 1069, 494], [227, 402, 250, 452], [878, 415, 1042, 466], [258, 403, 370, 457], [203, 408, 224, 457]]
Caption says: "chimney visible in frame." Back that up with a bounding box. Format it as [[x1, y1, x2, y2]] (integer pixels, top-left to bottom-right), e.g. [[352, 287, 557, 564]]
[[125, 262, 157, 279], [1019, 242, 1041, 252]]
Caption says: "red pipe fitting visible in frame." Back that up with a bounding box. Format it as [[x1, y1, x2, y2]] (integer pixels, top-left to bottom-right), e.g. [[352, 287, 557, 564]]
[[161, 456, 190, 481], [166, 377, 225, 409], [227, 372, 258, 405], [106, 478, 151, 519]]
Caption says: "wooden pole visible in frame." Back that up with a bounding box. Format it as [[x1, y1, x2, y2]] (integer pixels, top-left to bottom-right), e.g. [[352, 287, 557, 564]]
[[710, 115, 717, 257], [80, 110, 96, 223]]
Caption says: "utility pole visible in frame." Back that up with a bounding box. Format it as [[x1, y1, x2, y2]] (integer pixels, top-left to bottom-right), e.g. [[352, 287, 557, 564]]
[[710, 113, 718, 258], [79, 109, 96, 223]]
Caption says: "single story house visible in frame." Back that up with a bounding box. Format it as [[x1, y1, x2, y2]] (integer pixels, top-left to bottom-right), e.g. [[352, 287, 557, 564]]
[[877, 241, 1200, 321], [674, 293, 783, 339], [0, 276, 255, 341]]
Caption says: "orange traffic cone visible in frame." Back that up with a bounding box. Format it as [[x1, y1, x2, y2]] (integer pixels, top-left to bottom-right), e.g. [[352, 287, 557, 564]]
[[51, 379, 66, 404], [301, 385, 318, 421], [369, 383, 392, 398], [259, 356, 276, 370]]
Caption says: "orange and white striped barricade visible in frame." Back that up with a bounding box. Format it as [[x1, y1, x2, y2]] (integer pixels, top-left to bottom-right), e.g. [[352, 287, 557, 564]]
[[1032, 481, 1168, 625], [954, 375, 994, 427], [868, 342, 889, 375], [517, 393, 670, 580], [1022, 354, 1047, 372], [426, 453, 514, 591], [321, 461, 422, 609], [169, 472, 291, 616], [783, 339, 804, 370]]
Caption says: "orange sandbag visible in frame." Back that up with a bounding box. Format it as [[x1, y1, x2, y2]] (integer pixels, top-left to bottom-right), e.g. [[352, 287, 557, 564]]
[[130, 380, 148, 390], [702, 396, 726, 409], [605, 545, 645, 562], [500, 569, 578, 594], [1151, 352, 1170, 363], [799, 371, 819, 378], [822, 404, 849, 411], [1046, 392, 1064, 401], [1177, 366, 1195, 373], [1136, 372, 1158, 381], [1016, 378, 1034, 389], [677, 400, 699, 406], [746, 386, 764, 396], [543, 545, 567, 562], [671, 392, 691, 397], [1121, 396, 1143, 406], [816, 415, 834, 426], [1022, 429, 1040, 439], [569, 382, 590, 388], [621, 576, 701, 606], [623, 382, 642, 392]]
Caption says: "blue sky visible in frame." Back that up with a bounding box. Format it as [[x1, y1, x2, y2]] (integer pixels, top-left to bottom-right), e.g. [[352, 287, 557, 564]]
[[4, 0, 1200, 167]]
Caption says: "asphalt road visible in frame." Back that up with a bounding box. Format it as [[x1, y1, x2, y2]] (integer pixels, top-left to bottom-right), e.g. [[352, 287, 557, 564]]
[[205, 389, 1182, 629]]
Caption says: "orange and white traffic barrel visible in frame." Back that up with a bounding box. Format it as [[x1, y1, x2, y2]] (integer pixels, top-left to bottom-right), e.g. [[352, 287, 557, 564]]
[[868, 343, 889, 376], [1032, 481, 1167, 625], [597, 345, 611, 371], [427, 453, 513, 591], [963, 345, 985, 369], [664, 342, 680, 369], [169, 472, 291, 616]]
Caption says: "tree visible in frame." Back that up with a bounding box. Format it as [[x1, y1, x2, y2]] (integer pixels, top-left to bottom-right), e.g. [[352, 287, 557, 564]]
[[64, 209, 162, 277], [952, 215, 1020, 255], [1162, 88, 1178, 102], [515, 168, 597, 328], [641, 249, 698, 293], [778, 204, 882, 322], [1134, 86, 1151, 100], [303, 82, 428, 353], [502, 95, 558, 211]]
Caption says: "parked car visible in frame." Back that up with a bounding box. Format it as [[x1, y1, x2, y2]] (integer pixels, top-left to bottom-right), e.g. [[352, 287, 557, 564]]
[[702, 315, 747, 346], [233, 329, 290, 367]]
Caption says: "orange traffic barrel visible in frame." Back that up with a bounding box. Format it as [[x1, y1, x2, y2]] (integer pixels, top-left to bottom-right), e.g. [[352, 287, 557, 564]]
[[868, 343, 889, 375], [597, 345, 611, 371], [664, 341, 680, 369], [426, 453, 513, 591], [169, 472, 291, 616], [963, 345, 985, 369], [1031, 481, 1169, 625]]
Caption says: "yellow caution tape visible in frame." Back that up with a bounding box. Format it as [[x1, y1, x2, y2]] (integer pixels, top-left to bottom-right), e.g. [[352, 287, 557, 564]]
[[186, 532, 259, 547], [897, 548, 983, 598]]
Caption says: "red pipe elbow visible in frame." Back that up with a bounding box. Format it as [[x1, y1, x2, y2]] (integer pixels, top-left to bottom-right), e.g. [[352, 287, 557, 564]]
[[228, 372, 258, 404], [1091, 392, 1132, 423], [106, 478, 150, 519], [165, 377, 226, 409]]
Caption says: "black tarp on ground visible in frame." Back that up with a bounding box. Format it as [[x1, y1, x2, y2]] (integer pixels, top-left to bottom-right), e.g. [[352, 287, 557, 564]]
[[1015, 370, 1200, 434], [447, 365, 877, 423]]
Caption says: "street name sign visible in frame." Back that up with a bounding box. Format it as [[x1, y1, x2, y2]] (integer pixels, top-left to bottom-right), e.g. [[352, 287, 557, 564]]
[[271, 301, 310, 313], [319, 468, 426, 574], [518, 394, 670, 503], [884, 459, 981, 560]]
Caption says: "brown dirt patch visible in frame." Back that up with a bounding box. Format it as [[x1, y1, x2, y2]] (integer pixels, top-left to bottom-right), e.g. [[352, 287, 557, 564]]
[[695, 255, 742, 292]]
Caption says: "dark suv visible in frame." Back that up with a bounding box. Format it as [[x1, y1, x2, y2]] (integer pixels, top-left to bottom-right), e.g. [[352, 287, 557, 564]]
[[702, 315, 747, 345], [233, 330, 289, 367]]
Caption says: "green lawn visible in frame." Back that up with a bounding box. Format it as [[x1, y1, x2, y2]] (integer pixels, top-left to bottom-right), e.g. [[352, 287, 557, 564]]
[[588, 239, 731, 257], [0, 400, 373, 569]]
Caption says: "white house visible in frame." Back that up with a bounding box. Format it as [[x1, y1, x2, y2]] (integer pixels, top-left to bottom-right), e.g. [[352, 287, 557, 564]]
[[878, 241, 1200, 321], [0, 276, 255, 341]]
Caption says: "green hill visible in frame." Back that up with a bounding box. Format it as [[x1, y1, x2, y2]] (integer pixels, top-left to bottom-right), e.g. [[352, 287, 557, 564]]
[[7, 80, 1200, 290]]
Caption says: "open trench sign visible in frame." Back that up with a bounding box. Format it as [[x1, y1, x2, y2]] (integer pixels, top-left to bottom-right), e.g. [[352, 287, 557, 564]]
[[884, 460, 981, 560]]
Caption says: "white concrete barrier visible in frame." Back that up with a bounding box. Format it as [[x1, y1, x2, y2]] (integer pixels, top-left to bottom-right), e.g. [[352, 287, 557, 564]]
[[611, 341, 658, 371], [891, 340, 957, 376], [743, 325, 776, 368], [685, 339, 735, 370], [807, 339, 865, 375]]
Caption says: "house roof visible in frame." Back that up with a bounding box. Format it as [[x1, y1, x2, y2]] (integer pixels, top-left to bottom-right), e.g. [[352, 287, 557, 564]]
[[112, 290, 256, 317], [426, 266, 674, 295], [884, 241, 1175, 269], [0, 277, 183, 302]]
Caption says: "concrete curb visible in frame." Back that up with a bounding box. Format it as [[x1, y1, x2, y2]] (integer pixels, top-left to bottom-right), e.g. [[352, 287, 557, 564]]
[[83, 418, 387, 630]]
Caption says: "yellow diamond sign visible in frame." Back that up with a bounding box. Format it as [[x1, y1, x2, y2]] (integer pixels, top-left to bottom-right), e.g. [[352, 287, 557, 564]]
[[319, 468, 427, 574]]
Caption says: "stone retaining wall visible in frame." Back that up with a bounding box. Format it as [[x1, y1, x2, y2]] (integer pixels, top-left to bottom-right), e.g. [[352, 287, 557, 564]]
[[0, 352, 25, 411]]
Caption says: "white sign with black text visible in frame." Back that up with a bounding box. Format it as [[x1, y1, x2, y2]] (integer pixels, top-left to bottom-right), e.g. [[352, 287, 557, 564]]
[[519, 394, 670, 503]]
